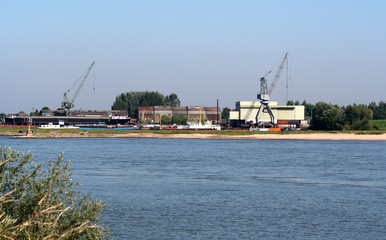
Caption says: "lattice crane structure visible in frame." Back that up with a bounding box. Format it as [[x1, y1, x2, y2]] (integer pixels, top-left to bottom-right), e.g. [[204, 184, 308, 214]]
[[61, 61, 95, 116], [256, 53, 288, 126]]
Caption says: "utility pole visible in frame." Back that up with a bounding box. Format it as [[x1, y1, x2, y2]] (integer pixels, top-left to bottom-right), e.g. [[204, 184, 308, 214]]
[[217, 99, 219, 125]]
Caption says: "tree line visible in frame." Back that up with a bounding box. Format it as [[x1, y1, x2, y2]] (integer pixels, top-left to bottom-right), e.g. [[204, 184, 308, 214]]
[[287, 100, 386, 130], [111, 91, 180, 118]]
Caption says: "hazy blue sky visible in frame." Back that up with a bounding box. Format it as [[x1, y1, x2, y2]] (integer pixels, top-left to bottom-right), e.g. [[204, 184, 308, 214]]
[[1, 0, 385, 113]]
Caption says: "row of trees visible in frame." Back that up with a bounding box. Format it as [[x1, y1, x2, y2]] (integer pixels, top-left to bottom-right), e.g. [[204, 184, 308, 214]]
[[287, 100, 386, 130], [111, 91, 181, 118], [287, 100, 386, 120]]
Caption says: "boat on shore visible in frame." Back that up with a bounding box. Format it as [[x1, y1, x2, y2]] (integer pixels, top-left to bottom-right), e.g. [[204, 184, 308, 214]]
[[37, 123, 79, 129], [186, 122, 221, 131]]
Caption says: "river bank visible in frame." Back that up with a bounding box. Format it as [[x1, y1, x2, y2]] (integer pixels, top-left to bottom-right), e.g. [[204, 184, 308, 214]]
[[2, 131, 385, 141]]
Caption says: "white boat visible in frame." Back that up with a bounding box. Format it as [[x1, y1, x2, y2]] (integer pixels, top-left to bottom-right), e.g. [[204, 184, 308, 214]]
[[37, 122, 79, 129]]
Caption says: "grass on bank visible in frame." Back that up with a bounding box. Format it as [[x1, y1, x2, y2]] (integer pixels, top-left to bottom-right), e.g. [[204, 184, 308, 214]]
[[370, 120, 386, 131]]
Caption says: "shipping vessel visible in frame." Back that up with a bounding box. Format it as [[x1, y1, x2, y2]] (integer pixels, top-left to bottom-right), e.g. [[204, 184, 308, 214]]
[[3, 110, 131, 127]]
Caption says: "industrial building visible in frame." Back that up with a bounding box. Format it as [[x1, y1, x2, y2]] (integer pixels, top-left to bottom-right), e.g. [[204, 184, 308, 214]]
[[138, 106, 221, 123], [229, 101, 306, 128]]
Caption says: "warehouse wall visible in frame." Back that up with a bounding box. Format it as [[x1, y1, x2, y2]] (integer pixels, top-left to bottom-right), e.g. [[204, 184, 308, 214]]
[[138, 106, 221, 123]]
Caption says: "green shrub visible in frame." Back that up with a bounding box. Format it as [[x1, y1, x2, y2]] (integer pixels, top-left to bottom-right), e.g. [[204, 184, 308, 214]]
[[172, 114, 188, 125], [0, 147, 108, 239], [160, 115, 172, 125], [351, 119, 372, 130]]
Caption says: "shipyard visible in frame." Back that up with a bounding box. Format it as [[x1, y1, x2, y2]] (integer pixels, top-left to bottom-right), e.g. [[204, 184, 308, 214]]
[[1, 55, 384, 136], [1, 54, 311, 133]]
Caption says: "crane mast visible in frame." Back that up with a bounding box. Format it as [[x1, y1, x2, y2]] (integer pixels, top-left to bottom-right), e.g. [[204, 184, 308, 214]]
[[61, 61, 95, 116], [256, 53, 288, 127]]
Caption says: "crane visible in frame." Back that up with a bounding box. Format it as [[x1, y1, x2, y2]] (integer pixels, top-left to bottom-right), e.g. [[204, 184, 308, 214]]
[[243, 70, 272, 124], [61, 61, 95, 116], [256, 53, 288, 126]]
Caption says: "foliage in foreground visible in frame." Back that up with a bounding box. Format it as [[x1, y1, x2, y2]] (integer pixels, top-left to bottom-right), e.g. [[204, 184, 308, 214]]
[[0, 147, 108, 239]]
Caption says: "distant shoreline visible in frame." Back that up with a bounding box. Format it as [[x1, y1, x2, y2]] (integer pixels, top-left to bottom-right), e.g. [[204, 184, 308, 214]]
[[3, 131, 385, 141]]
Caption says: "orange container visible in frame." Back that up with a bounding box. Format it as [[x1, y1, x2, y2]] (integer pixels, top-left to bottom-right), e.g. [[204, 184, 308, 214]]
[[277, 120, 289, 124], [269, 128, 281, 131]]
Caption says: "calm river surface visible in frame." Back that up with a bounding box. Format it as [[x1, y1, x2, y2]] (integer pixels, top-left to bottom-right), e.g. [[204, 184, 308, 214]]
[[1, 136, 385, 239]]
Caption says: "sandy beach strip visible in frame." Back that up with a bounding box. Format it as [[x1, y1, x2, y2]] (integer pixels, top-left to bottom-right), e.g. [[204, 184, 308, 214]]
[[7, 132, 386, 141]]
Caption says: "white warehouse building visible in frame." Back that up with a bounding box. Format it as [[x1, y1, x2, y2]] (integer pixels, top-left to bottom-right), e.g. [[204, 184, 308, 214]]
[[229, 101, 306, 128]]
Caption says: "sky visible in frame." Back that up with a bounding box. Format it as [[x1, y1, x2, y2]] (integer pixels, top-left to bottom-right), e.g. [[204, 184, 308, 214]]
[[1, 0, 385, 113]]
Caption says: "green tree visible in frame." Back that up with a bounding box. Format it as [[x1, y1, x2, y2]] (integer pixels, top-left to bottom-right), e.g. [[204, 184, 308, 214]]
[[368, 101, 386, 120], [320, 108, 343, 130], [310, 102, 344, 130], [378, 101, 386, 119], [172, 114, 187, 125], [343, 104, 373, 130], [30, 106, 51, 116], [221, 107, 231, 121], [301, 100, 314, 117], [30, 109, 40, 116], [165, 93, 181, 107], [111, 94, 129, 113], [310, 102, 333, 130], [38, 106, 51, 116], [344, 104, 373, 124], [0, 147, 108, 239]]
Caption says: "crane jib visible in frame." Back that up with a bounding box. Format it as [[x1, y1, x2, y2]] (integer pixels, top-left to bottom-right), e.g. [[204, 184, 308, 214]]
[[61, 61, 95, 116], [268, 53, 288, 95]]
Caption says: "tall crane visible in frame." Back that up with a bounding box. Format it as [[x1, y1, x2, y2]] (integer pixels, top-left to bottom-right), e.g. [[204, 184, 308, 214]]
[[243, 71, 272, 123], [256, 53, 288, 126], [61, 61, 95, 116]]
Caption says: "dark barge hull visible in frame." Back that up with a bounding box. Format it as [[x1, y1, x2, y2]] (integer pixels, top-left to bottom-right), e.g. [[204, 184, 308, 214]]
[[4, 116, 131, 126]]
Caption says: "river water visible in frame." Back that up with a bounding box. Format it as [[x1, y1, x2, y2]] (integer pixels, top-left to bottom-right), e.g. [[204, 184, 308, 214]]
[[1, 136, 385, 239]]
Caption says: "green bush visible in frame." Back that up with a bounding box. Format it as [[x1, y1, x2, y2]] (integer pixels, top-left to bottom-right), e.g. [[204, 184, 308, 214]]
[[160, 115, 172, 125], [350, 119, 372, 130], [172, 114, 188, 125], [0, 147, 108, 239]]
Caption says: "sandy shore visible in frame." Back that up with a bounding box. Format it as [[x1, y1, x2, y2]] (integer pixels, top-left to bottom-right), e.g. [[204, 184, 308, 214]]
[[6, 132, 386, 141]]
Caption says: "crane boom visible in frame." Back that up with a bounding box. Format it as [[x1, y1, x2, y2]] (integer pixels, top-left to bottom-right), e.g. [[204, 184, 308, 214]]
[[72, 61, 95, 104], [268, 53, 288, 95], [61, 61, 95, 115]]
